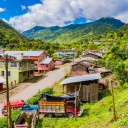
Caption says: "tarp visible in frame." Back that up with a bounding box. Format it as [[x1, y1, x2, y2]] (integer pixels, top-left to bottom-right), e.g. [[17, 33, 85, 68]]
[[42, 91, 79, 101], [3, 99, 24, 108], [0, 77, 6, 83]]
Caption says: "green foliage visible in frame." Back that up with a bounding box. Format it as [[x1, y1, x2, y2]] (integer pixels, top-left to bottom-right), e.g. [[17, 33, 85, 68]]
[[0, 109, 21, 128], [26, 87, 51, 105]]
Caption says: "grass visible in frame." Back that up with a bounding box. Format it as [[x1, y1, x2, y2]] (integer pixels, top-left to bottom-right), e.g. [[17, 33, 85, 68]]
[[37, 82, 128, 128]]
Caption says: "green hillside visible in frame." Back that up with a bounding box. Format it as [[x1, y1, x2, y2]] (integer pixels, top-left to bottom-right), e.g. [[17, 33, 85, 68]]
[[0, 19, 26, 48], [38, 83, 128, 128], [22, 17, 125, 44]]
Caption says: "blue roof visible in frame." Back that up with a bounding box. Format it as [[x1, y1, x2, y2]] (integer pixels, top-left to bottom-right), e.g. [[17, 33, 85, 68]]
[[40, 58, 53, 64], [59, 73, 101, 85]]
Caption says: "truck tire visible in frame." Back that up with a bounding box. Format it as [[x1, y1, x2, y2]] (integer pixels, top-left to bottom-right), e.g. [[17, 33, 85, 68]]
[[46, 113, 53, 118], [67, 113, 74, 118]]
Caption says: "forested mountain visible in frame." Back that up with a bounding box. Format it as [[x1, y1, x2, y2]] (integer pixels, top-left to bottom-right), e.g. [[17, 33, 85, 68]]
[[0, 19, 26, 48], [22, 17, 125, 43]]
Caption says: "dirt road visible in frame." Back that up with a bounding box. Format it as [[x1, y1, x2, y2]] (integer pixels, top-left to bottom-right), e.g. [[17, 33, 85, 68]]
[[0, 58, 80, 117]]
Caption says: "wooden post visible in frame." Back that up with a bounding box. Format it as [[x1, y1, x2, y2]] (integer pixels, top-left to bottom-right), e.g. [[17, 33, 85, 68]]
[[38, 89, 40, 120], [21, 111, 33, 128], [11, 82, 13, 89], [110, 80, 116, 121], [78, 82, 82, 99], [14, 80, 16, 87], [75, 85, 76, 121]]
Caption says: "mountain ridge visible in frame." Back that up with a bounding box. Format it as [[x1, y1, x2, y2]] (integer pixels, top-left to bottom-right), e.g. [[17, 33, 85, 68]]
[[22, 17, 125, 43]]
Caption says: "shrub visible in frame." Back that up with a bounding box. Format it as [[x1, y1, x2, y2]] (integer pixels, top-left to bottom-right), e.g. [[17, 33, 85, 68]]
[[0, 109, 20, 128], [26, 87, 51, 105]]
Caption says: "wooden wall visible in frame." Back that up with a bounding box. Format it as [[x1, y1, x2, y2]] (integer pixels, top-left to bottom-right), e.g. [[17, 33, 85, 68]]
[[66, 80, 98, 102], [72, 64, 88, 72]]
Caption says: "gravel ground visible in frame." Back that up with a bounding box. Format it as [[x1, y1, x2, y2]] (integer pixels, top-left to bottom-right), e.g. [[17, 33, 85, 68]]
[[0, 58, 80, 118]]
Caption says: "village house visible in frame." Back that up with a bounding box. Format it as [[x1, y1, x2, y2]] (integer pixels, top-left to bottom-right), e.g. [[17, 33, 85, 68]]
[[0, 53, 36, 84], [80, 51, 103, 61], [71, 61, 91, 76], [0, 76, 6, 91], [3, 51, 55, 74], [60, 73, 101, 102], [37, 58, 55, 73], [89, 66, 111, 76], [57, 50, 76, 58]]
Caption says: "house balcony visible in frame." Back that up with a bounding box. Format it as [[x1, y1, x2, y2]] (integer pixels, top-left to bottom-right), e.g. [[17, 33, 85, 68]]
[[19, 66, 37, 72]]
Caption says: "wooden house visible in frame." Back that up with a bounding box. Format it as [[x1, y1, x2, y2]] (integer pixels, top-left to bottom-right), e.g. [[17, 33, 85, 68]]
[[60, 73, 101, 102], [71, 61, 91, 76]]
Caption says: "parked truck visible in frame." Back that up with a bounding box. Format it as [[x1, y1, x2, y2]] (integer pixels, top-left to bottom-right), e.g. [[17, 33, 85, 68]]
[[14, 110, 37, 128], [2, 99, 38, 116], [38, 92, 84, 118]]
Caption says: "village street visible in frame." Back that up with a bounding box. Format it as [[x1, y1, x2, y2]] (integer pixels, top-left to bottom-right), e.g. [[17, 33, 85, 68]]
[[0, 58, 80, 117]]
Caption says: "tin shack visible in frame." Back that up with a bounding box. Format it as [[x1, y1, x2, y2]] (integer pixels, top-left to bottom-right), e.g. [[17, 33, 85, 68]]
[[60, 73, 101, 102]]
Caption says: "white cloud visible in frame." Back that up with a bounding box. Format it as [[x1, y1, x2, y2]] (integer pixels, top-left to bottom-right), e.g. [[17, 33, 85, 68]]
[[7, 0, 128, 32], [21, 5, 26, 10], [0, 8, 5, 12]]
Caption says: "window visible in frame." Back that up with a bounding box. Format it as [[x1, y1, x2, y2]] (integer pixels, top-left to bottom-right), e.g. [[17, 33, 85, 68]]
[[23, 72, 26, 76], [50, 64, 51, 67], [31, 61, 34, 66], [35, 70, 38, 72], [46, 65, 48, 68], [30, 70, 33, 74], [10, 62, 17, 67], [40, 56, 43, 60], [1, 71, 4, 76], [20, 62, 24, 67], [35, 63, 37, 66], [8, 71, 11, 76], [67, 102, 75, 108], [26, 62, 29, 67], [26, 56, 30, 58]]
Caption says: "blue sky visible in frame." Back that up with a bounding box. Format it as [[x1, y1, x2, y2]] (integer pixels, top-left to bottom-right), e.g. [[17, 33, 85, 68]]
[[0, 0, 128, 32]]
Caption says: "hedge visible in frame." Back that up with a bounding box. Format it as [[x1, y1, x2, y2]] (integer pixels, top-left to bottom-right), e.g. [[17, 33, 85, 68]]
[[26, 87, 52, 105], [0, 109, 21, 128]]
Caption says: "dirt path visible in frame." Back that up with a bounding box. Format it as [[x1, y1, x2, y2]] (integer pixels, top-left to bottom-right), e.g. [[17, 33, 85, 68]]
[[0, 58, 80, 117]]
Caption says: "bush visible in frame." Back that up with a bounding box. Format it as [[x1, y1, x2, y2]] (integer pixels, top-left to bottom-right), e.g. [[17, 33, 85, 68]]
[[0, 109, 21, 128], [26, 87, 51, 105], [98, 89, 111, 100]]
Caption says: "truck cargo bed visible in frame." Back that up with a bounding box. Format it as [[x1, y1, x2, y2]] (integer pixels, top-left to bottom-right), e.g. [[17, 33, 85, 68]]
[[39, 100, 65, 113]]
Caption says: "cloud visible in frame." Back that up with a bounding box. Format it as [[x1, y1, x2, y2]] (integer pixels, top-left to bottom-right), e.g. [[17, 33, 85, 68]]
[[21, 5, 26, 10], [0, 8, 5, 12], [7, 0, 128, 32]]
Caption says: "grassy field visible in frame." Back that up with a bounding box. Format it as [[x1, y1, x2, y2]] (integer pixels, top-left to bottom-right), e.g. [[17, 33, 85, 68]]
[[38, 82, 128, 128]]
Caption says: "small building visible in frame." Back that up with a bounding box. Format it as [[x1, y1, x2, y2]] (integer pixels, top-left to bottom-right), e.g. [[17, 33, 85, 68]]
[[80, 52, 102, 61], [71, 61, 91, 76], [81, 60, 94, 66], [57, 50, 76, 58], [60, 73, 101, 102], [0, 77, 6, 91], [89, 66, 111, 76], [37, 58, 55, 73]]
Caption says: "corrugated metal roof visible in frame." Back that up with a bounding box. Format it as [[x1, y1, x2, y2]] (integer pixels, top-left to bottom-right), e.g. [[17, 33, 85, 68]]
[[0, 77, 6, 83], [4, 51, 44, 56], [40, 58, 53, 64], [59, 73, 101, 85]]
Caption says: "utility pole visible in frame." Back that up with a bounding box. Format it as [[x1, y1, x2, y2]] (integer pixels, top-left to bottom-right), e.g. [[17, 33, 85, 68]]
[[5, 54, 12, 128], [110, 80, 116, 121]]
